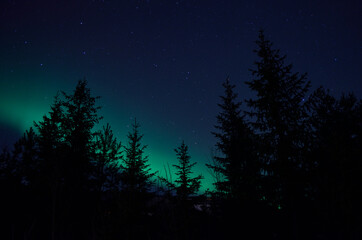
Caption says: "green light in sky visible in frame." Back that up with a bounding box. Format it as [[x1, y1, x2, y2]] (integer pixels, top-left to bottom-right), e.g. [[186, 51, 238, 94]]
[[0, 74, 214, 191]]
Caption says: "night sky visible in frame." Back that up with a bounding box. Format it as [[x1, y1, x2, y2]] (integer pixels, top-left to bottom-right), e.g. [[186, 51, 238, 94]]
[[1, 0, 361, 190]]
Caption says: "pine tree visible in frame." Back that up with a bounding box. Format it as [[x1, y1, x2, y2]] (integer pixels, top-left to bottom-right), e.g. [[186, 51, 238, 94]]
[[245, 30, 311, 210]]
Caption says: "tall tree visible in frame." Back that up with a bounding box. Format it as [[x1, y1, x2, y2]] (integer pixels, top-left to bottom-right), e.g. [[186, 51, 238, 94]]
[[61, 79, 102, 188], [38, 79, 102, 240], [207, 77, 258, 202], [245, 30, 311, 210]]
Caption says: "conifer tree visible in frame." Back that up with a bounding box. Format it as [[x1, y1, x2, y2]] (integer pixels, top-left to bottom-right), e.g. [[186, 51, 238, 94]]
[[35, 95, 66, 184], [35, 96, 66, 240], [120, 119, 156, 196], [119, 119, 156, 239], [60, 79, 102, 192], [93, 123, 122, 192], [308, 88, 362, 236], [92, 123, 122, 238], [245, 30, 311, 210], [10, 127, 43, 239], [12, 127, 40, 187], [207, 77, 241, 195], [172, 141, 202, 202], [207, 77, 258, 201], [36, 79, 101, 239]]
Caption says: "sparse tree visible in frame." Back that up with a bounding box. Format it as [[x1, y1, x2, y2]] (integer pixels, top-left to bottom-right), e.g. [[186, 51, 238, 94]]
[[172, 141, 202, 202]]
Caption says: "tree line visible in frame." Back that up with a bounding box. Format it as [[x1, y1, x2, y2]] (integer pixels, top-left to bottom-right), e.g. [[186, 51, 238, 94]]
[[1, 31, 361, 240]]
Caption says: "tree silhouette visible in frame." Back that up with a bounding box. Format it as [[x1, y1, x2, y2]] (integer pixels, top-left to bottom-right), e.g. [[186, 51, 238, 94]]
[[93, 123, 122, 193], [1, 32, 362, 239], [61, 79, 102, 189], [91, 123, 123, 238], [158, 141, 203, 239], [173, 141, 202, 201], [34, 96, 67, 240], [245, 30, 311, 212], [307, 87, 362, 238], [119, 119, 156, 238], [160, 141, 202, 202], [120, 119, 155, 194], [0, 129, 39, 239], [207, 77, 259, 203], [12, 127, 39, 187], [242, 30, 313, 239], [207, 77, 242, 196], [37, 79, 102, 239]]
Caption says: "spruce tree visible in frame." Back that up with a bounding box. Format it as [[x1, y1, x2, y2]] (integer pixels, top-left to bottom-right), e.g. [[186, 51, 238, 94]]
[[61, 79, 102, 188], [207, 77, 258, 201], [37, 79, 101, 239], [120, 119, 155, 194], [208, 77, 241, 195], [171, 141, 202, 202], [119, 119, 156, 239], [172, 142, 202, 240], [245, 30, 311, 210]]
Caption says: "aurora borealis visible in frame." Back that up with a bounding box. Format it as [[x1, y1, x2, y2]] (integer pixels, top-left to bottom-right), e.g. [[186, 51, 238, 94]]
[[1, 0, 361, 190]]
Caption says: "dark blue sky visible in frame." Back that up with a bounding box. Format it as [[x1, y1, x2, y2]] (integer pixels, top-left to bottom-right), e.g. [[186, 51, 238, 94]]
[[1, 0, 361, 189]]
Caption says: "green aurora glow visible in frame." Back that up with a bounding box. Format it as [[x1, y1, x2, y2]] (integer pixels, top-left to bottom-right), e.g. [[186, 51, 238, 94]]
[[0, 72, 214, 191]]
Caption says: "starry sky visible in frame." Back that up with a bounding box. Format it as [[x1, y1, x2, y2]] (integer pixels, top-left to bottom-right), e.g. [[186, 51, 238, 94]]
[[1, 0, 361, 190]]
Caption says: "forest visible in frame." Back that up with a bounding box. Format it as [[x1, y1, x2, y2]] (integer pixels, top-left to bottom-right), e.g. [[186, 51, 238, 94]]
[[1, 31, 361, 240]]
